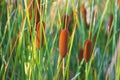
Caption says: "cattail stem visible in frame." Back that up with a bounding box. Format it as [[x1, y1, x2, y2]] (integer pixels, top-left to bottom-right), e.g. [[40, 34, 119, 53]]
[[85, 63, 88, 80], [57, 55, 61, 69], [57, 55, 61, 80], [63, 58, 65, 78]]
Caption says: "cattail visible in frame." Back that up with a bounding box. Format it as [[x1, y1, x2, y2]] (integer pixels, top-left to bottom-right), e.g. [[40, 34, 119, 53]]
[[81, 4, 86, 21], [78, 48, 83, 62], [83, 40, 92, 62], [36, 0, 40, 25], [59, 29, 69, 58], [36, 21, 45, 49], [118, 0, 120, 9], [63, 14, 70, 29], [106, 14, 113, 36], [81, 4, 89, 29]]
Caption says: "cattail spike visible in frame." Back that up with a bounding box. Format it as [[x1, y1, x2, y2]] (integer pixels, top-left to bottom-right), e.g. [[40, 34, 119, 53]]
[[78, 49, 83, 62], [59, 29, 69, 58], [81, 4, 89, 29], [36, 21, 45, 49], [83, 40, 92, 62]]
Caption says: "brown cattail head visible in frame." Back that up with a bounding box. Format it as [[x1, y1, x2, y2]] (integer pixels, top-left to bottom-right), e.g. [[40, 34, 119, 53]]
[[83, 40, 92, 62], [78, 48, 83, 62], [106, 14, 113, 36], [36, 21, 45, 49], [59, 29, 69, 58], [118, 0, 120, 9], [81, 4, 86, 21], [81, 4, 89, 29], [62, 14, 70, 29]]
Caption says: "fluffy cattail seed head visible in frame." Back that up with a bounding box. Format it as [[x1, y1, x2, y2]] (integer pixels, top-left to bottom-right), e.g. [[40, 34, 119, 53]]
[[83, 40, 92, 62], [59, 29, 69, 58]]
